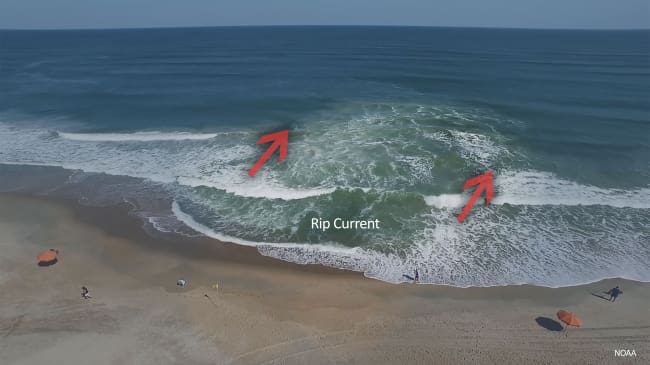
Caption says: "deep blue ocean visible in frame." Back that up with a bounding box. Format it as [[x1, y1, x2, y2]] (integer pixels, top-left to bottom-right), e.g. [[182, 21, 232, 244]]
[[1, 27, 648, 286]]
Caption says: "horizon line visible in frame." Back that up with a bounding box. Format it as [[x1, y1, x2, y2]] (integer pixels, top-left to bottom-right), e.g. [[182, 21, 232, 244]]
[[1, 24, 649, 32]]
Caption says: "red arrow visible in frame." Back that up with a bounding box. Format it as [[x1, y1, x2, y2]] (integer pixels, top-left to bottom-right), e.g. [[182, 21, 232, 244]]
[[457, 171, 494, 223], [248, 130, 289, 177]]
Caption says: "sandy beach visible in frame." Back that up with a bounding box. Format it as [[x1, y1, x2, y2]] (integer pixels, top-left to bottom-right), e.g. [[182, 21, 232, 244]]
[[0, 193, 648, 364]]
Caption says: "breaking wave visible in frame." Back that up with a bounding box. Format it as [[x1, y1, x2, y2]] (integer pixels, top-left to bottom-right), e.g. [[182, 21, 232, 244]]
[[58, 131, 221, 141], [424, 171, 650, 209]]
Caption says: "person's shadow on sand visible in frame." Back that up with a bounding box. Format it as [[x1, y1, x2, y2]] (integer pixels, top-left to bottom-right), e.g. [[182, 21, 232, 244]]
[[590, 292, 610, 301], [535, 316, 563, 331]]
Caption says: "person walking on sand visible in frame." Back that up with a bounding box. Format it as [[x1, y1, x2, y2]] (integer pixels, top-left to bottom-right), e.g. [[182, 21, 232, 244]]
[[414, 268, 419, 283], [607, 286, 622, 302]]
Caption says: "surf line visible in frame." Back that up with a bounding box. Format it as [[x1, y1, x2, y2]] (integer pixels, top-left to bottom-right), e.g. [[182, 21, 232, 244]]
[[312, 217, 381, 231]]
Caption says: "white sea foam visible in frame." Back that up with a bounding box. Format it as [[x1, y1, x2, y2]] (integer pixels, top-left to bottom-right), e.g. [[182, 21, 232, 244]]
[[449, 130, 509, 166], [495, 171, 650, 209], [176, 176, 335, 200], [424, 193, 467, 209], [424, 171, 650, 209], [58, 131, 220, 141], [424, 129, 510, 167]]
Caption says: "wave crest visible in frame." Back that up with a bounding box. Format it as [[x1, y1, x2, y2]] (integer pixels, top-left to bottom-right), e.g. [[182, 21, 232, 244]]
[[424, 171, 650, 209], [57, 131, 220, 142]]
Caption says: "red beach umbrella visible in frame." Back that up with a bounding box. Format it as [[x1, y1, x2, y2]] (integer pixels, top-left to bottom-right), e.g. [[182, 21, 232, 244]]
[[557, 310, 583, 333], [556, 310, 582, 327]]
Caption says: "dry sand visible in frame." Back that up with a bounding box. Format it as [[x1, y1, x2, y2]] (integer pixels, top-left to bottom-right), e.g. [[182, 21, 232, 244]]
[[0, 194, 648, 364]]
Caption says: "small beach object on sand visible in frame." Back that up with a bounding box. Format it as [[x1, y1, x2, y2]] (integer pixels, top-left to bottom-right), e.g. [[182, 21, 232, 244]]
[[557, 310, 583, 329], [37, 249, 58, 266], [177, 279, 187, 287], [81, 286, 92, 299]]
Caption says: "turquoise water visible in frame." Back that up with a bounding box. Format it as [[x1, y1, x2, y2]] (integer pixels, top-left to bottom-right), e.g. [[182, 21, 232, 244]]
[[0, 27, 648, 286]]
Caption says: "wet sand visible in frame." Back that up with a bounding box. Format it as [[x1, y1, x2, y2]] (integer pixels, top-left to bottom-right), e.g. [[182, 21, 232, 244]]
[[0, 194, 648, 364]]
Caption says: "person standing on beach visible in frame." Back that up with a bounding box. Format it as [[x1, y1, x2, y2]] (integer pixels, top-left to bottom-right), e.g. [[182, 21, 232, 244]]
[[414, 269, 419, 283], [607, 286, 623, 302]]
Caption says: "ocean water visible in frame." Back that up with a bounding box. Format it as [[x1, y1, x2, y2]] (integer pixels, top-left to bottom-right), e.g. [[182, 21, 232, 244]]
[[1, 27, 648, 287]]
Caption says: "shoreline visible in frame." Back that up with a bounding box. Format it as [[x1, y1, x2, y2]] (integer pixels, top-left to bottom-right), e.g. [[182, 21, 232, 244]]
[[60, 192, 650, 290], [1, 193, 649, 364], [12, 191, 647, 291]]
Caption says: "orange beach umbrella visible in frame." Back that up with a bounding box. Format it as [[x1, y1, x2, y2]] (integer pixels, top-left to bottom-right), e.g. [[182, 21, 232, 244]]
[[556, 310, 582, 328], [37, 249, 58, 265]]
